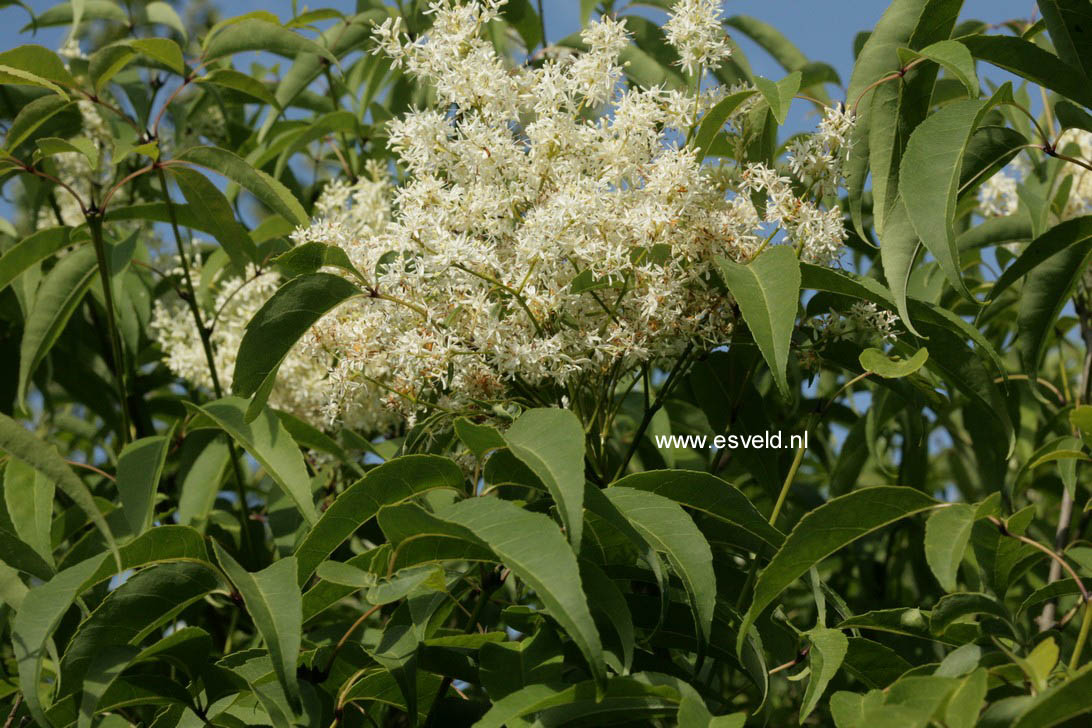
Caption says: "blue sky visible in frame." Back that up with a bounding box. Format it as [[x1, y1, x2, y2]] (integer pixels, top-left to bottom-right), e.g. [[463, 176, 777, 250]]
[[7, 1, 1042, 82]]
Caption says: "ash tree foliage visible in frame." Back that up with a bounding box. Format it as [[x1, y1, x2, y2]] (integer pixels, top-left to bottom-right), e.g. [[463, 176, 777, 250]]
[[4, 1, 1092, 727]]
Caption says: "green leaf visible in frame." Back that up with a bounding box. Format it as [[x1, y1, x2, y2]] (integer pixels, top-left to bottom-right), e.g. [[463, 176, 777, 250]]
[[58, 562, 220, 701], [691, 90, 756, 160], [232, 272, 361, 400], [176, 146, 308, 226], [0, 44, 75, 89], [169, 166, 258, 269], [1071, 405, 1092, 446], [195, 397, 317, 525], [199, 68, 282, 109], [1012, 664, 1092, 727], [504, 408, 586, 552], [961, 35, 1092, 108], [859, 347, 928, 378], [800, 627, 849, 723], [16, 244, 96, 408], [203, 18, 338, 65], [605, 487, 715, 655], [945, 668, 988, 728], [35, 136, 98, 168], [501, 0, 542, 52], [0, 412, 118, 566], [739, 487, 937, 655], [990, 217, 1092, 300], [1036, 0, 1092, 79], [213, 545, 303, 711], [1055, 100, 1092, 136], [89, 39, 184, 92], [115, 434, 170, 537], [271, 242, 365, 282], [610, 469, 784, 552], [1017, 225, 1092, 379], [897, 40, 978, 97], [0, 227, 77, 292], [753, 71, 801, 125], [0, 525, 53, 580], [878, 198, 924, 335], [725, 15, 807, 72], [900, 89, 1008, 300], [847, 0, 961, 236], [480, 626, 564, 700], [294, 455, 464, 583], [454, 418, 506, 458], [3, 457, 54, 568], [5, 95, 73, 152], [924, 503, 975, 592], [437, 496, 606, 689], [716, 246, 800, 398], [13, 554, 109, 727], [929, 592, 1012, 636]]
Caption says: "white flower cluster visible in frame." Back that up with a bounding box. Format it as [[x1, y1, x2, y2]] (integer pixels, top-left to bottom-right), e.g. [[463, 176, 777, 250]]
[[787, 104, 855, 197], [977, 130, 1092, 221], [152, 176, 404, 433], [148, 1, 854, 432], [663, 0, 733, 76], [243, 0, 853, 428]]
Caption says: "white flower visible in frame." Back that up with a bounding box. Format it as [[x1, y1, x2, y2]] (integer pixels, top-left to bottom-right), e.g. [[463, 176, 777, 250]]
[[162, 1, 851, 431], [663, 0, 733, 75]]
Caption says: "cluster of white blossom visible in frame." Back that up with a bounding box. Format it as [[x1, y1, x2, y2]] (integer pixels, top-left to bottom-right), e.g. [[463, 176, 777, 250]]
[[223, 0, 851, 429], [663, 0, 733, 75], [978, 130, 1092, 220], [803, 301, 900, 366], [152, 176, 404, 433], [787, 104, 855, 197], [977, 155, 1026, 218]]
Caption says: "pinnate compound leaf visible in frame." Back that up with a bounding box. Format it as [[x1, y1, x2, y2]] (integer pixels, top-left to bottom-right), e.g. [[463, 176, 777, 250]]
[[195, 397, 317, 525], [716, 246, 800, 398], [232, 272, 361, 400], [504, 408, 586, 552], [924, 503, 976, 592], [800, 627, 849, 723], [213, 544, 303, 711], [739, 487, 937, 655], [605, 487, 715, 655], [294, 455, 464, 583], [437, 496, 606, 689], [176, 146, 308, 225]]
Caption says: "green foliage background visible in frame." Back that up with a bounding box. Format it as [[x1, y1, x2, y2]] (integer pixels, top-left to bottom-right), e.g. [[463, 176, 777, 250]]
[[0, 1, 1091, 726]]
